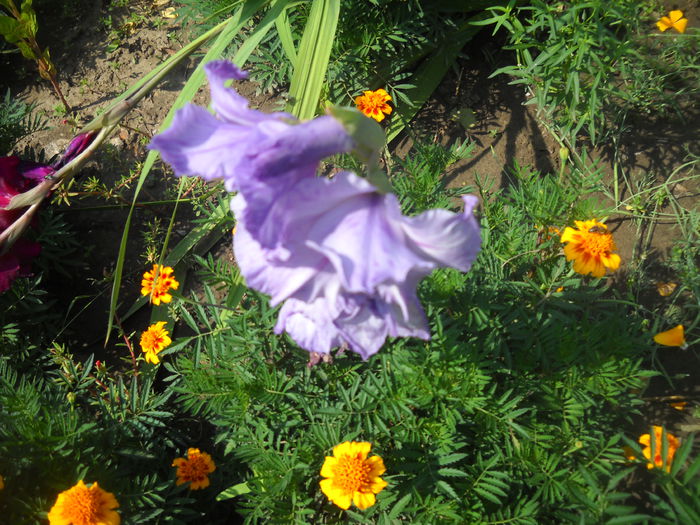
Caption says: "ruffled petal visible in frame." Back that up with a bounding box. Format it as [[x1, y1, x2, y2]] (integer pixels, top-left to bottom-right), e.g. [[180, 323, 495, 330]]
[[149, 104, 250, 181], [399, 195, 481, 272], [204, 60, 285, 125], [274, 298, 341, 354]]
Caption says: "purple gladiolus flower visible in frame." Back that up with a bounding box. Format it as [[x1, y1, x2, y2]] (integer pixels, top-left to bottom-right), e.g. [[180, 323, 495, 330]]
[[149, 59, 482, 360], [233, 171, 481, 359], [53, 132, 96, 170]]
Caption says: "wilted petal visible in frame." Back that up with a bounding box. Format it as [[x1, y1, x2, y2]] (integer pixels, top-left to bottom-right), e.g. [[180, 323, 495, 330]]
[[52, 132, 96, 169]]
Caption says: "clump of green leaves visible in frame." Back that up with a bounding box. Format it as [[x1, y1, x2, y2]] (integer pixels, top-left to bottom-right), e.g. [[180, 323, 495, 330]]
[[488, 0, 699, 146], [0, 89, 46, 154], [165, 146, 696, 523]]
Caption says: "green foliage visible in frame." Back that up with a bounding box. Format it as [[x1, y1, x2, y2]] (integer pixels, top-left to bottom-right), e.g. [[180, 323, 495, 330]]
[[0, 89, 46, 154], [2, 1, 698, 523], [0, 323, 209, 523], [488, 0, 700, 146], [165, 153, 687, 522]]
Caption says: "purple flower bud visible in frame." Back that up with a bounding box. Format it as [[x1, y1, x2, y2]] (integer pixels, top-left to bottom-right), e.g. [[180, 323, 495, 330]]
[[52, 132, 96, 170]]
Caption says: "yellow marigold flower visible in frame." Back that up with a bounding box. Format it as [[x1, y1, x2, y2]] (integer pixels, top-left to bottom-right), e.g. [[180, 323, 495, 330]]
[[172, 448, 216, 490], [355, 89, 393, 122], [560, 220, 621, 278], [638, 426, 680, 471], [320, 441, 387, 510], [48, 480, 120, 525], [139, 321, 172, 364], [653, 324, 687, 348], [657, 10, 688, 33], [141, 264, 179, 305]]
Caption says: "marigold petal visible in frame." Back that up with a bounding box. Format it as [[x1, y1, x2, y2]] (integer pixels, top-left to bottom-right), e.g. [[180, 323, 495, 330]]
[[348, 441, 372, 459], [653, 325, 685, 347], [589, 261, 606, 278], [673, 18, 688, 33], [320, 456, 338, 478], [319, 478, 336, 499], [559, 227, 577, 243], [190, 477, 210, 490], [669, 10, 684, 23], [145, 351, 160, 365], [603, 252, 621, 271], [563, 242, 579, 261], [374, 88, 390, 98], [370, 476, 388, 494], [353, 491, 376, 510], [371, 112, 385, 123], [320, 479, 352, 509], [365, 455, 386, 477], [332, 441, 354, 457], [639, 434, 651, 447]]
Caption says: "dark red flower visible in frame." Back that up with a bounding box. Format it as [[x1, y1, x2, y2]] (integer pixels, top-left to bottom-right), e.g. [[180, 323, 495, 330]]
[[0, 156, 47, 293]]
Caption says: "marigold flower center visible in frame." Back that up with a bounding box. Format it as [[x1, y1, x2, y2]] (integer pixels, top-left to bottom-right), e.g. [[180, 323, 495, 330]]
[[61, 485, 103, 523], [142, 331, 165, 350], [180, 456, 212, 482], [579, 231, 614, 256], [333, 455, 372, 493]]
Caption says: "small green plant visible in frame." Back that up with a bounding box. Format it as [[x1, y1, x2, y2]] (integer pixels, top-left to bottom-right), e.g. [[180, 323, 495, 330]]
[[487, 0, 699, 148], [0, 89, 46, 154], [0, 0, 70, 111]]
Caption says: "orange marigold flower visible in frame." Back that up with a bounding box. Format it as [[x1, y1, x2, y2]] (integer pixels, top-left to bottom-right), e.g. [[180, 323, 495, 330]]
[[638, 426, 680, 471], [141, 264, 179, 305], [172, 448, 216, 490], [48, 480, 120, 525], [560, 220, 621, 278], [320, 441, 387, 510], [657, 10, 688, 33], [355, 89, 393, 122], [139, 321, 172, 364], [653, 324, 687, 348]]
